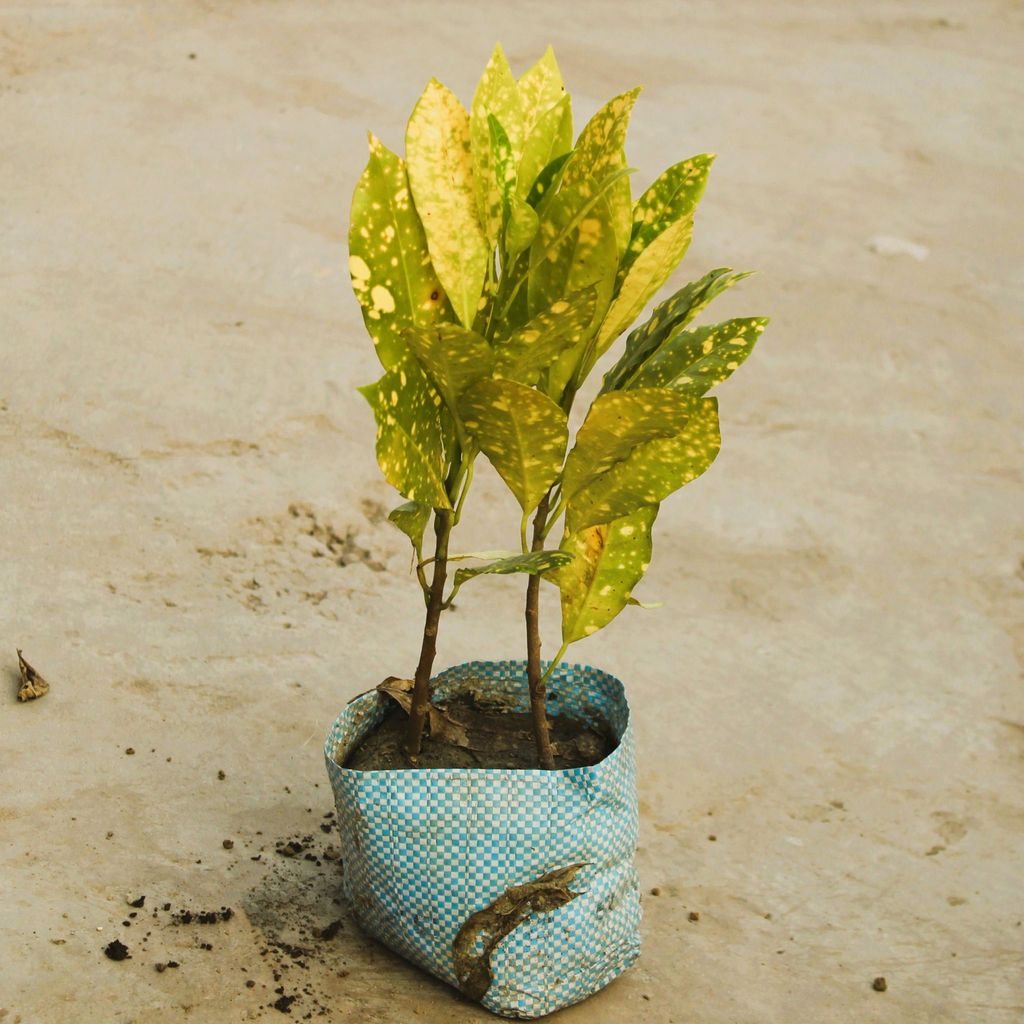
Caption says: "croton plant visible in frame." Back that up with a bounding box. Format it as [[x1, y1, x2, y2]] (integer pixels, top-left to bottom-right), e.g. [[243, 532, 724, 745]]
[[349, 44, 767, 768]]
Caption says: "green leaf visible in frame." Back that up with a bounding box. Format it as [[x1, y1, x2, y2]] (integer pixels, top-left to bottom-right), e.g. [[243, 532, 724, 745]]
[[517, 95, 573, 200], [505, 193, 540, 259], [487, 114, 524, 262], [527, 172, 623, 332], [601, 268, 753, 393], [453, 550, 573, 591], [403, 323, 495, 440], [560, 87, 642, 256], [550, 504, 658, 643], [561, 388, 696, 500], [593, 214, 695, 363], [627, 317, 769, 394], [471, 44, 524, 247], [622, 155, 714, 279], [567, 395, 720, 530], [388, 500, 431, 552], [517, 45, 566, 137], [458, 378, 568, 513], [348, 134, 451, 370], [494, 286, 598, 385], [525, 151, 571, 211], [406, 78, 489, 330], [358, 356, 451, 509]]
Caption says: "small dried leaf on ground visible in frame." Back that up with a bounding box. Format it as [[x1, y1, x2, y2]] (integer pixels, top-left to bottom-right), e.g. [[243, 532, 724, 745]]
[[16, 649, 49, 701]]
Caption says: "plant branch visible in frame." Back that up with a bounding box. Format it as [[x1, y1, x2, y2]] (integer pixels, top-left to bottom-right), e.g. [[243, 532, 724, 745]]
[[404, 506, 454, 763], [525, 491, 555, 770], [403, 453, 465, 763]]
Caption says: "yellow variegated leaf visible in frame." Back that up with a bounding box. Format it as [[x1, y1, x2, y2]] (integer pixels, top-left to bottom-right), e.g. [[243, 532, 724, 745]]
[[592, 215, 695, 367], [551, 504, 658, 643], [403, 323, 494, 443], [517, 95, 573, 199], [406, 78, 488, 330], [348, 133, 451, 370], [560, 87, 642, 256], [567, 395, 720, 531], [494, 286, 598, 386], [471, 44, 524, 247], [517, 45, 566, 136], [561, 388, 695, 500], [623, 154, 714, 278], [526, 173, 622, 369], [628, 317, 769, 394], [458, 378, 568, 514], [506, 192, 539, 259], [358, 356, 451, 510], [451, 550, 572, 597], [388, 500, 432, 552], [601, 268, 753, 393]]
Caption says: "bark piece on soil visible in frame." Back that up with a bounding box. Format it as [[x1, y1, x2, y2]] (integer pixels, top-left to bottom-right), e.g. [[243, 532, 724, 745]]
[[452, 863, 585, 1002]]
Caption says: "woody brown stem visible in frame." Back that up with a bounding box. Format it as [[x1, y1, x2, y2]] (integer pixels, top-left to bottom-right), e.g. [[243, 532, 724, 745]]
[[525, 492, 555, 770], [403, 506, 454, 763]]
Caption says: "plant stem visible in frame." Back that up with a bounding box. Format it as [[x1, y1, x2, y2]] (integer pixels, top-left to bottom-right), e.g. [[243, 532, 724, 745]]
[[525, 492, 555, 770], [403, 505, 454, 764]]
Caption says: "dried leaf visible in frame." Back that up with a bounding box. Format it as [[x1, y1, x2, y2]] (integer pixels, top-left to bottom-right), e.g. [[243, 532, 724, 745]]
[[375, 677, 469, 748], [16, 649, 49, 702]]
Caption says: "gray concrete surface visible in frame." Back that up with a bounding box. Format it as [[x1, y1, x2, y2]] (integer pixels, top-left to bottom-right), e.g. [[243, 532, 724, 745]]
[[2, 2, 1022, 1021]]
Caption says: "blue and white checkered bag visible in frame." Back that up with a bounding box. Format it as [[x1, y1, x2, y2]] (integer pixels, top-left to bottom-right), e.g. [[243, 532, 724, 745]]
[[324, 660, 641, 1018]]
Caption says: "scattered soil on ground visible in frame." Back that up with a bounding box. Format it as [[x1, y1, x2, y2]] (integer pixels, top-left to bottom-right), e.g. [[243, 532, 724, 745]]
[[344, 690, 616, 771]]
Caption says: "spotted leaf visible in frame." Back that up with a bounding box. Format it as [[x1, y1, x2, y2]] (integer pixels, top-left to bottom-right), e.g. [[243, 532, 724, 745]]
[[621, 155, 714, 280], [627, 318, 769, 394], [406, 79, 488, 330], [471, 44, 524, 247], [458, 379, 568, 514], [517, 95, 572, 200], [517, 45, 566, 137], [505, 193, 540, 259], [525, 151, 572, 212], [451, 550, 573, 598], [560, 87, 642, 256], [494, 286, 598, 386], [601, 268, 753, 393], [403, 323, 495, 442], [388, 500, 432, 553], [567, 395, 720, 531], [359, 356, 451, 509], [593, 216, 695, 365], [561, 388, 695, 500], [348, 134, 451, 370], [550, 504, 658, 644]]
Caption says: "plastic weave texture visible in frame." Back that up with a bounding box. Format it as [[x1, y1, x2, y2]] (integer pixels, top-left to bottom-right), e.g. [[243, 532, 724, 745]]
[[323, 660, 641, 1019]]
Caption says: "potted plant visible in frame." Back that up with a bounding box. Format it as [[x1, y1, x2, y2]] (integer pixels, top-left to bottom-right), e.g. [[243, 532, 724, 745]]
[[325, 43, 767, 1018]]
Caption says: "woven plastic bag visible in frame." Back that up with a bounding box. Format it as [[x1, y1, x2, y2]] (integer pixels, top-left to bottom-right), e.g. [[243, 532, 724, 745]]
[[323, 659, 641, 1019]]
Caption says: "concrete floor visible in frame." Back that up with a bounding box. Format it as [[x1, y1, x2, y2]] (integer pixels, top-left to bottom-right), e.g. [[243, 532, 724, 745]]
[[2, 2, 1022, 1021]]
